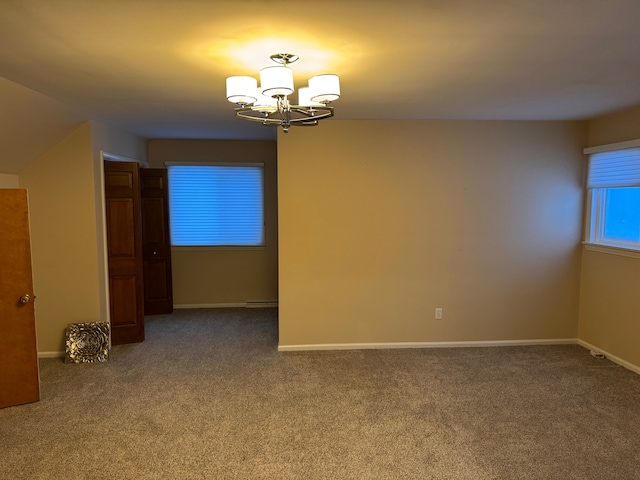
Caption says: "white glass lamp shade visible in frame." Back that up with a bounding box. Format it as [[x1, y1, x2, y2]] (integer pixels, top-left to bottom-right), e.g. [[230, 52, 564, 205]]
[[309, 74, 340, 103], [297, 87, 323, 107], [226, 76, 257, 104], [260, 66, 294, 97], [252, 88, 278, 112]]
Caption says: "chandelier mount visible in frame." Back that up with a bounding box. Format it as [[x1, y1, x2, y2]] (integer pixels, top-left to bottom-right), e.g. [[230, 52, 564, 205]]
[[269, 53, 299, 65]]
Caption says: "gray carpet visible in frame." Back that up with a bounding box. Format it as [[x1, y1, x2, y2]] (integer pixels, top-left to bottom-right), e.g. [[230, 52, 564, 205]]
[[1, 308, 639, 479]]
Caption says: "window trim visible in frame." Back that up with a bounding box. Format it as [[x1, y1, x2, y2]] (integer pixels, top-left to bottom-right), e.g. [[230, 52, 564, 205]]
[[583, 141, 640, 254], [588, 187, 640, 250], [171, 245, 265, 252], [583, 138, 640, 155], [164, 161, 265, 168], [583, 242, 640, 259]]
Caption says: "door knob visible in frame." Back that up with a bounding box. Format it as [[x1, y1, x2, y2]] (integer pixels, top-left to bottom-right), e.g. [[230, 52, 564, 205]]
[[19, 294, 31, 304]]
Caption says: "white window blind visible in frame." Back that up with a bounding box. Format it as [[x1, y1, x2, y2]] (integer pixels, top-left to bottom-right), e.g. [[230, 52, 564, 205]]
[[167, 164, 264, 246], [587, 147, 640, 188]]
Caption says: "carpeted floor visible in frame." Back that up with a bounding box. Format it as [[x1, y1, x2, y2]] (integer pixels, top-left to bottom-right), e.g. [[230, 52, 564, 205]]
[[1, 308, 639, 479]]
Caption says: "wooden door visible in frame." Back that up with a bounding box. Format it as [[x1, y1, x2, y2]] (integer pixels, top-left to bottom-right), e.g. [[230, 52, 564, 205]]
[[0, 189, 40, 408], [104, 161, 144, 345], [140, 168, 174, 315]]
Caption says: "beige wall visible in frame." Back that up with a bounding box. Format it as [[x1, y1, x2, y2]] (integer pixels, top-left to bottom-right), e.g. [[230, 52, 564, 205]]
[[0, 77, 83, 174], [148, 139, 278, 306], [0, 174, 19, 188], [587, 105, 640, 147], [19, 122, 102, 353], [278, 120, 587, 347], [579, 251, 640, 365], [16, 120, 147, 353], [579, 106, 640, 368]]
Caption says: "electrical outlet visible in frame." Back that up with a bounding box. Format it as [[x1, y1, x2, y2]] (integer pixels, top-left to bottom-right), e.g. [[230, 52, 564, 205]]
[[435, 308, 443, 320]]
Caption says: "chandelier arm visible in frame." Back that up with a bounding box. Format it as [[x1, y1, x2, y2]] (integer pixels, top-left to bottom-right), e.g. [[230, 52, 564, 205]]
[[291, 120, 320, 126], [290, 106, 334, 118], [234, 106, 334, 126], [290, 107, 317, 117]]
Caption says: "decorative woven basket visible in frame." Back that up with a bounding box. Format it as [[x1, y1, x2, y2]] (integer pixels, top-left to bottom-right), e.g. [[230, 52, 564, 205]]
[[65, 323, 110, 363]]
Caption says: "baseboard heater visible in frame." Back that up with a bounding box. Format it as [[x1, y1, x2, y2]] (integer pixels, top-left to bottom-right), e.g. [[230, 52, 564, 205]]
[[245, 301, 279, 308]]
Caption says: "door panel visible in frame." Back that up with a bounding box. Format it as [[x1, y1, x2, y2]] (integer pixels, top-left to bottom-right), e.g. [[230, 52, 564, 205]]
[[108, 275, 139, 326], [0, 189, 40, 408], [107, 199, 136, 256], [144, 260, 169, 299], [140, 168, 173, 315], [104, 161, 144, 344], [142, 198, 165, 243]]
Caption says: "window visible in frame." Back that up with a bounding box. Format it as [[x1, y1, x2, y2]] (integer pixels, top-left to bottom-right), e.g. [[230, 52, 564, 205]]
[[167, 164, 264, 247], [586, 146, 640, 250]]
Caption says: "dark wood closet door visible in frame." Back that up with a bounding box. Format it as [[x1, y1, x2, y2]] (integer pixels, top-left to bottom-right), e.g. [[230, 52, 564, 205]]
[[140, 168, 174, 315], [104, 161, 145, 345]]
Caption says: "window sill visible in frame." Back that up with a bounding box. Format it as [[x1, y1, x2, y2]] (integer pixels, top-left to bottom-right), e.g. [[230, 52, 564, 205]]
[[171, 245, 265, 252], [582, 242, 640, 259]]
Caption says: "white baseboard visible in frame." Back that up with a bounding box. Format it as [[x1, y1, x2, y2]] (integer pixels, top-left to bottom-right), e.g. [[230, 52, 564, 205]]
[[245, 301, 279, 308], [576, 339, 640, 375], [278, 338, 579, 352], [174, 303, 246, 309], [36, 338, 640, 375], [175, 301, 278, 309], [38, 351, 65, 358]]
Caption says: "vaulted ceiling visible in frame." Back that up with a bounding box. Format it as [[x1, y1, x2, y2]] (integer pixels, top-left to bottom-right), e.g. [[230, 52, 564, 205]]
[[1, 0, 640, 143]]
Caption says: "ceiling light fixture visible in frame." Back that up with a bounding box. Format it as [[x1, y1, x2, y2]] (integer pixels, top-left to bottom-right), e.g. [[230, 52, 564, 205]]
[[226, 53, 340, 133]]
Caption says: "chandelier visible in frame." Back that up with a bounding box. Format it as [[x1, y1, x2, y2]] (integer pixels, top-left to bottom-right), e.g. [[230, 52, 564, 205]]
[[225, 53, 340, 133]]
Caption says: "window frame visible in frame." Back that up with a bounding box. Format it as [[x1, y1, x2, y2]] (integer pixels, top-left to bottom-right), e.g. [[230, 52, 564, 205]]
[[583, 140, 640, 256], [165, 162, 266, 249], [586, 187, 640, 251]]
